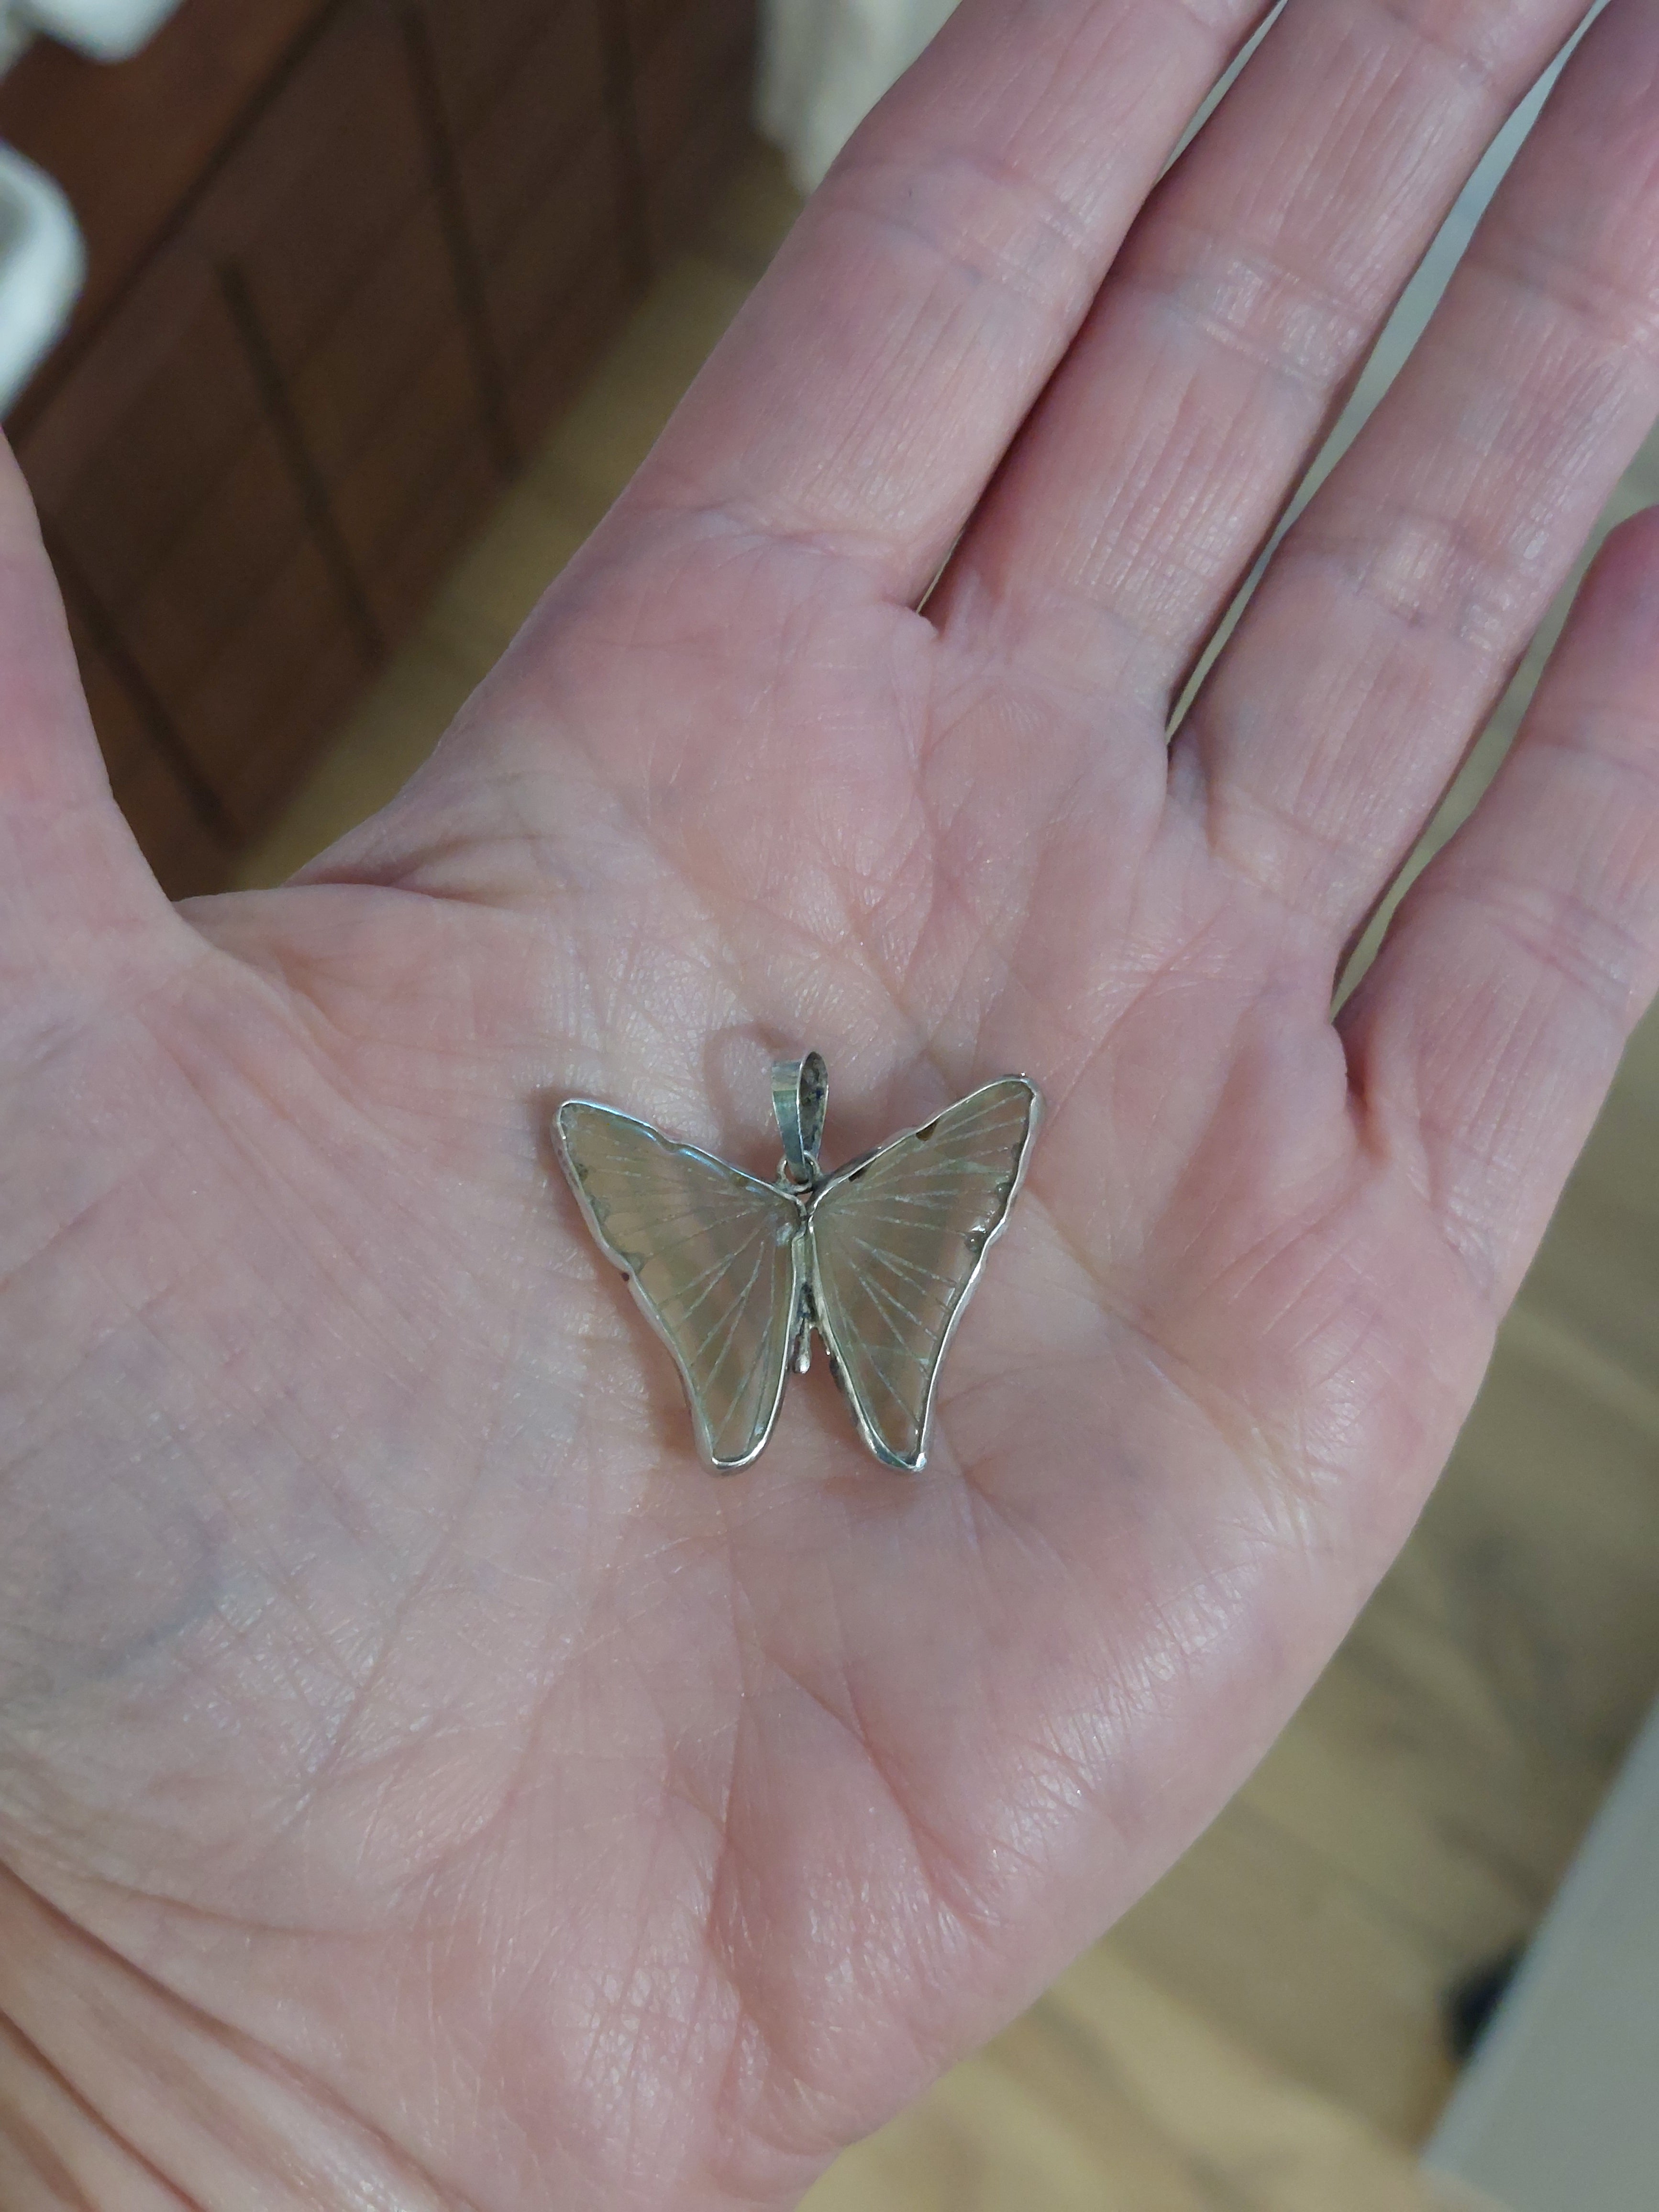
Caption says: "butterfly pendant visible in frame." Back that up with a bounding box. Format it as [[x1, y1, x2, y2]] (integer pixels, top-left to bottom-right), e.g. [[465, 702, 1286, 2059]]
[[555, 1053, 1041, 1471]]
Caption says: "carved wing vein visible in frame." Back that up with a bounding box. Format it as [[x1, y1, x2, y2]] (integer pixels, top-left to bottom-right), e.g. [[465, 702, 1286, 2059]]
[[807, 1078, 1038, 1470], [837, 1259, 938, 1366], [555, 1103, 801, 1470], [680, 1241, 771, 1390]]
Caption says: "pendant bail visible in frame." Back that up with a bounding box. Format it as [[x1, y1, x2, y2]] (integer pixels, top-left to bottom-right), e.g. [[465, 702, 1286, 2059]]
[[772, 1051, 828, 1185]]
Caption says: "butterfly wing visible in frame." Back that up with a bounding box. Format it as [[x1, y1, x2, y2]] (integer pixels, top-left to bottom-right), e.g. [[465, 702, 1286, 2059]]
[[807, 1078, 1040, 1471], [555, 1101, 805, 1471]]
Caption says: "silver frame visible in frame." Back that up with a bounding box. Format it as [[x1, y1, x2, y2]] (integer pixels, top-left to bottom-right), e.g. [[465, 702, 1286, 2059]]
[[554, 1060, 1041, 1472]]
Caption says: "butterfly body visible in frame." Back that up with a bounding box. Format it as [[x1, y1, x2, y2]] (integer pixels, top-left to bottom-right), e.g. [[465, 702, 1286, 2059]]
[[555, 1060, 1040, 1471]]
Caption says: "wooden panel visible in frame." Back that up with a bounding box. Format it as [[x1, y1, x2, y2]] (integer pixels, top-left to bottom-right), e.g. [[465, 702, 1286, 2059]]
[[121, 427, 318, 704], [0, 0, 333, 411], [16, 237, 343, 778], [16, 247, 268, 616], [470, 117, 632, 451], [419, 0, 578, 138], [9, 0, 756, 869], [170, 535, 371, 830], [479, 133, 620, 367], [190, 0, 430, 374], [503, 246, 635, 453], [449, 5, 610, 262], [283, 190, 462, 485], [66, 612, 230, 899], [363, 434, 499, 640], [632, 0, 753, 172], [632, 0, 755, 261], [621, 0, 683, 66], [644, 86, 756, 267], [330, 322, 496, 633]]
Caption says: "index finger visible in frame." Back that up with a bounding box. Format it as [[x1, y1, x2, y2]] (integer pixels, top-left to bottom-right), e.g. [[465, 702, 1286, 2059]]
[[621, 0, 1271, 600]]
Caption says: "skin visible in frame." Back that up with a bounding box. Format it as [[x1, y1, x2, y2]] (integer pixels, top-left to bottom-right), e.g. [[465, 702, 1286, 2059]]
[[3, 0, 1659, 2202]]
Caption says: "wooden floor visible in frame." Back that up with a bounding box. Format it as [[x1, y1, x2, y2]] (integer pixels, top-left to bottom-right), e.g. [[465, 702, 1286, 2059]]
[[235, 145, 1659, 2212]]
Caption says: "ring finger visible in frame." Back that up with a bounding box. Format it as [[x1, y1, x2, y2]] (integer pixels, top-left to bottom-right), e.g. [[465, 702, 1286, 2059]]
[[1177, 0, 1659, 940], [928, 0, 1601, 699]]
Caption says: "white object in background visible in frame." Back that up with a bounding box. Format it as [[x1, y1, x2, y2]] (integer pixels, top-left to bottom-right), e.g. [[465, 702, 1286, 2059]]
[[7, 0, 182, 64], [0, 144, 83, 415], [757, 0, 959, 191], [1425, 1694, 1659, 2210]]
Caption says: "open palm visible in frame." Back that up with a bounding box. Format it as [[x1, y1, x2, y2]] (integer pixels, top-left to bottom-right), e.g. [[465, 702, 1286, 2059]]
[[6, 2, 1659, 2206]]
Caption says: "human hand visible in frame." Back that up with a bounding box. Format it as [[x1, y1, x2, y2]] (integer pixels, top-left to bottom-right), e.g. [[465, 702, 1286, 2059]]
[[5, 1, 1659, 2204]]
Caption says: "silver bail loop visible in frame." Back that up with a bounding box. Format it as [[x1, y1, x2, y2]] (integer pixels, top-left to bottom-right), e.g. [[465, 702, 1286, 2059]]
[[772, 1051, 828, 1185]]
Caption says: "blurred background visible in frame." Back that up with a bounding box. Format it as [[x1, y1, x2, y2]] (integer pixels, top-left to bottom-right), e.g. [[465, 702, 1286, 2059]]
[[0, 4, 1653, 2207]]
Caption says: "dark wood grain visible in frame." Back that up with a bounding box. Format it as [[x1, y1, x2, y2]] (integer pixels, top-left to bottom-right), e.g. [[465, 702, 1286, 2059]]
[[632, 0, 755, 260], [17, 246, 263, 608], [190, 0, 429, 372], [65, 607, 231, 897], [361, 430, 499, 637], [620, 0, 685, 67], [449, 4, 610, 262], [169, 535, 373, 830], [283, 194, 463, 485], [504, 247, 635, 455], [0, 0, 335, 412], [417, 0, 571, 138], [9, 0, 757, 882], [479, 132, 621, 372], [330, 322, 496, 632]]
